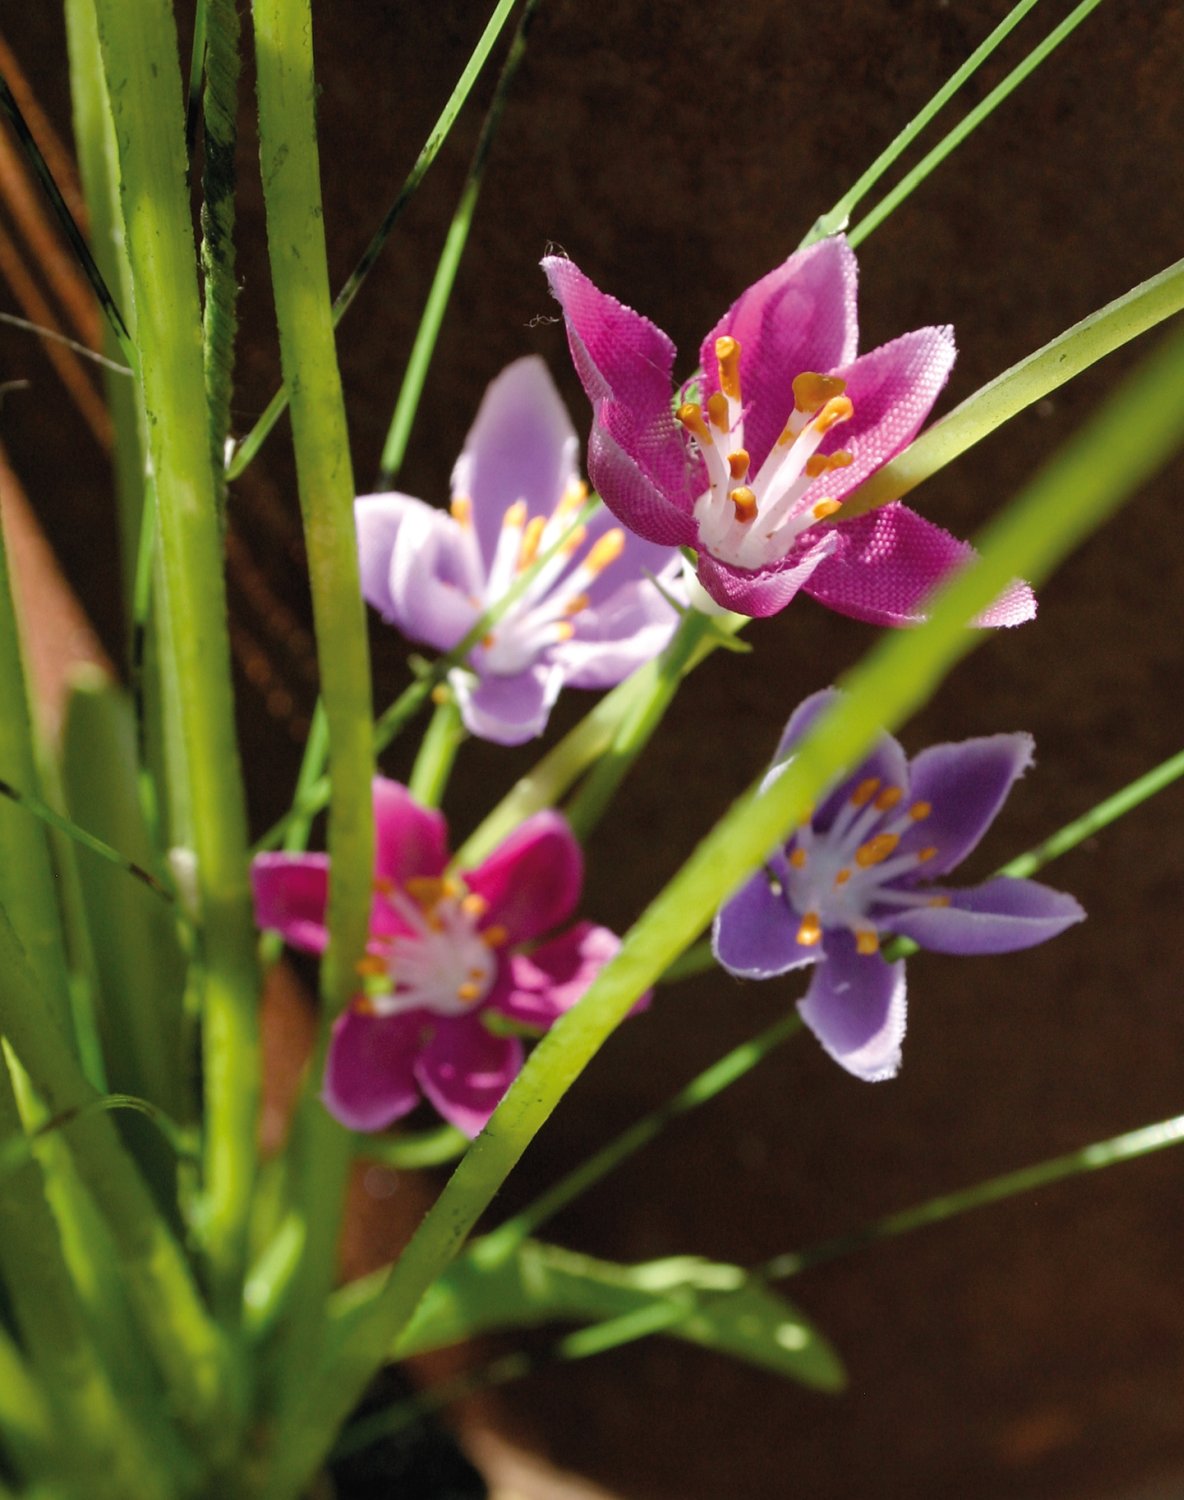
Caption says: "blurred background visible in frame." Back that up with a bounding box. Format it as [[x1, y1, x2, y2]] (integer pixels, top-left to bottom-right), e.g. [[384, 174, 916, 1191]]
[[2, 2, 1183, 1496]]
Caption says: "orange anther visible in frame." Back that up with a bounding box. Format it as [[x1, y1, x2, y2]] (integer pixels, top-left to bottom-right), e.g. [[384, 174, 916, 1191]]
[[789, 847, 807, 870], [461, 892, 489, 920], [909, 801, 932, 822], [792, 371, 847, 414], [811, 499, 842, 521], [834, 868, 851, 887], [585, 528, 626, 573], [855, 832, 900, 868], [502, 499, 527, 530], [851, 777, 881, 808], [706, 391, 730, 432], [917, 846, 938, 863], [450, 495, 472, 526], [796, 912, 823, 947], [676, 401, 713, 446], [715, 335, 742, 400], [814, 395, 854, 433], [456, 982, 483, 1003], [928, 894, 951, 908], [730, 487, 758, 522], [481, 924, 510, 949], [855, 929, 880, 956], [405, 876, 447, 908], [727, 449, 751, 481], [874, 786, 903, 812], [518, 515, 546, 569]]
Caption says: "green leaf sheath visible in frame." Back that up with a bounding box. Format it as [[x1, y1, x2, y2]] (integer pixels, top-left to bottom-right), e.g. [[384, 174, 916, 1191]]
[[90, 0, 259, 1330], [200, 0, 242, 493]]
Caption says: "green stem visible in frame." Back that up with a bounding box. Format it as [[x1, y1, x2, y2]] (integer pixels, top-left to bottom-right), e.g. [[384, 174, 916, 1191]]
[[407, 697, 466, 810], [840, 256, 1184, 520], [847, 0, 1106, 248], [0, 1325, 55, 1482], [226, 0, 520, 481], [200, 0, 242, 491], [92, 0, 260, 1331]]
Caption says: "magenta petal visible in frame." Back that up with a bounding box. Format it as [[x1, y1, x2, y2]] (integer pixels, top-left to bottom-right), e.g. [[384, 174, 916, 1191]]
[[384, 498, 483, 651], [498, 921, 628, 1029], [884, 876, 1085, 954], [900, 734, 1034, 877], [465, 811, 583, 943], [323, 1008, 423, 1132], [695, 532, 834, 618], [372, 778, 450, 886], [799, 931, 907, 1082], [586, 408, 700, 547], [416, 1018, 523, 1138], [251, 853, 329, 953], [714, 866, 817, 980], [451, 662, 565, 746], [452, 356, 580, 572]]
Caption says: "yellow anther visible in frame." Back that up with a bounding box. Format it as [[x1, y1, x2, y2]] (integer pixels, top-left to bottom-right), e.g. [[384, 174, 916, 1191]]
[[564, 592, 591, 616], [855, 929, 880, 956], [450, 495, 472, 526], [518, 515, 546, 569], [792, 371, 847, 414], [355, 954, 387, 978], [814, 395, 854, 433], [789, 847, 807, 870], [676, 401, 713, 446], [855, 832, 900, 868], [561, 524, 588, 555], [405, 876, 447, 908], [502, 499, 527, 530], [373, 875, 396, 897], [796, 911, 822, 947], [851, 776, 881, 808], [481, 924, 509, 949], [909, 801, 932, 822], [834, 868, 851, 887], [352, 994, 378, 1017], [730, 487, 758, 522], [555, 480, 588, 519], [727, 449, 751, 481], [584, 528, 626, 573], [461, 892, 489, 920], [811, 499, 842, 522], [874, 786, 903, 812], [456, 982, 483, 1004], [928, 894, 951, 908], [715, 335, 742, 400], [468, 966, 486, 980], [917, 845, 938, 863], [553, 621, 576, 642], [805, 449, 855, 478], [706, 391, 730, 432]]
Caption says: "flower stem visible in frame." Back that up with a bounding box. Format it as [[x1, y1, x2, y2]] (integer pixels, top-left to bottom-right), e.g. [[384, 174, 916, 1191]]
[[407, 696, 466, 810]]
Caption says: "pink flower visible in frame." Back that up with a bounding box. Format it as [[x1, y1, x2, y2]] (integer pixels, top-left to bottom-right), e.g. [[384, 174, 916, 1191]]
[[252, 779, 633, 1137], [543, 235, 1035, 623]]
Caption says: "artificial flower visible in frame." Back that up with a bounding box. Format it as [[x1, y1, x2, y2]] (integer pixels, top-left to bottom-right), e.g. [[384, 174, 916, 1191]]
[[355, 357, 683, 745], [543, 235, 1035, 623], [253, 778, 633, 1136], [713, 691, 1084, 1080]]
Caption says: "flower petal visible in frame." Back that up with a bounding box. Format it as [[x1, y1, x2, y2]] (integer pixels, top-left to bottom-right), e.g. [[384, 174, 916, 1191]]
[[798, 930, 907, 1081], [450, 661, 565, 745], [700, 236, 860, 469], [382, 497, 483, 650], [416, 1018, 523, 1138], [883, 876, 1084, 954], [899, 734, 1034, 877], [323, 1008, 424, 1132], [251, 853, 329, 953], [714, 863, 818, 979], [586, 418, 700, 546], [373, 778, 450, 886], [695, 530, 835, 618], [465, 810, 584, 943], [451, 356, 580, 572], [556, 573, 682, 690], [497, 921, 631, 1029], [355, 492, 422, 619]]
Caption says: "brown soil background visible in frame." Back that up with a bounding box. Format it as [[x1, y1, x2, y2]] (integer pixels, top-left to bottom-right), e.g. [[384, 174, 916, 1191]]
[[3, 3, 1184, 1497]]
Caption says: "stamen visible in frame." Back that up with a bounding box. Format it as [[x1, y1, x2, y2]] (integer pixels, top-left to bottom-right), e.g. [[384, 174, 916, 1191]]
[[554, 480, 588, 521], [405, 876, 447, 908], [456, 982, 482, 1003], [804, 450, 854, 478], [481, 924, 509, 949], [851, 777, 881, 808], [814, 395, 854, 433], [730, 487, 757, 523], [355, 954, 387, 978], [855, 832, 900, 868], [792, 372, 847, 414], [796, 912, 822, 947], [561, 524, 587, 556], [917, 846, 938, 863], [584, 528, 626, 573], [373, 876, 396, 897], [676, 401, 713, 446], [929, 894, 950, 908], [460, 892, 489, 920], [352, 994, 378, 1017], [909, 801, 932, 821], [855, 929, 880, 956], [834, 868, 851, 886], [715, 336, 742, 400], [553, 621, 576, 642], [727, 449, 751, 480], [502, 499, 527, 530], [706, 391, 730, 432], [789, 847, 807, 870], [518, 515, 546, 569], [450, 495, 472, 526], [874, 786, 903, 812], [564, 592, 591, 616], [811, 499, 842, 521]]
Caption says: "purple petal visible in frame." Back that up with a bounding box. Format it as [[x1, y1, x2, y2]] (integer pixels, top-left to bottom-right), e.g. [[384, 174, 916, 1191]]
[[497, 921, 630, 1029], [323, 1008, 424, 1132], [883, 876, 1085, 954], [451, 357, 580, 572], [899, 734, 1034, 877], [382, 497, 483, 651], [580, 518, 681, 611], [355, 492, 421, 619], [373, 778, 450, 886], [798, 930, 907, 1082], [251, 854, 329, 953], [451, 662, 565, 746], [700, 237, 860, 470], [695, 531, 835, 618], [465, 810, 583, 943], [713, 866, 818, 980], [556, 573, 682, 690], [416, 1018, 523, 1138]]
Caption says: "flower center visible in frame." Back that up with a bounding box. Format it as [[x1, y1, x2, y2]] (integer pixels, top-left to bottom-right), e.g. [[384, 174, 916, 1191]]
[[780, 777, 946, 955], [449, 484, 625, 674], [359, 876, 505, 1018], [679, 337, 855, 571]]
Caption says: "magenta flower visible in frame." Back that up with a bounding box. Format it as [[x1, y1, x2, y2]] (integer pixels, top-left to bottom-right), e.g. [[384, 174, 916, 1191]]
[[713, 691, 1084, 1081], [543, 236, 1035, 623], [253, 779, 632, 1136], [355, 357, 682, 745]]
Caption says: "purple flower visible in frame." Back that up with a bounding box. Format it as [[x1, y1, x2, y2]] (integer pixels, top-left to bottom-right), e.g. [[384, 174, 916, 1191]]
[[713, 691, 1084, 1080], [543, 236, 1035, 623], [355, 357, 682, 745], [253, 778, 633, 1137]]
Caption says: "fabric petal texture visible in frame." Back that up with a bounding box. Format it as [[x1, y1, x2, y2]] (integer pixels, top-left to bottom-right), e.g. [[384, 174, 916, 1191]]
[[324, 1009, 424, 1133], [713, 861, 818, 980], [498, 921, 625, 1029], [798, 931, 907, 1082], [466, 810, 584, 943], [451, 661, 566, 747], [250, 854, 329, 954], [373, 778, 450, 887], [900, 734, 1034, 877], [416, 1020, 524, 1138], [884, 876, 1085, 954]]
